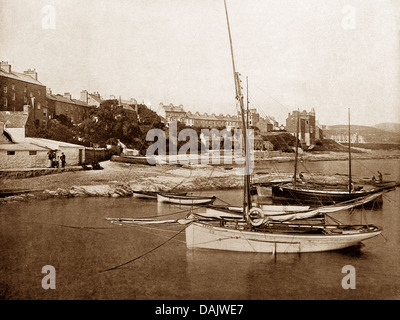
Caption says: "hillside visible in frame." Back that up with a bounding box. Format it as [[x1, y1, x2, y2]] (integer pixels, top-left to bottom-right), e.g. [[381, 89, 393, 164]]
[[324, 124, 400, 144], [374, 122, 400, 134]]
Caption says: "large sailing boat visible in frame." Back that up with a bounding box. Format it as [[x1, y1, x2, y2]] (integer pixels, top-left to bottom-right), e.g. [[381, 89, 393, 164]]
[[184, 0, 382, 253], [270, 109, 393, 205]]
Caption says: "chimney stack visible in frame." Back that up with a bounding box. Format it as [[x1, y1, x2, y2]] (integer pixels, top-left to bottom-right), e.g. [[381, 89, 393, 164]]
[[63, 92, 72, 100], [80, 90, 88, 103], [47, 88, 52, 95], [23, 68, 38, 80], [1, 61, 11, 73]]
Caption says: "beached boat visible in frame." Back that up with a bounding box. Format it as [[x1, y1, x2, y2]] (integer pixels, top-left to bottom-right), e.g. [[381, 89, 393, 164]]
[[157, 193, 216, 205]]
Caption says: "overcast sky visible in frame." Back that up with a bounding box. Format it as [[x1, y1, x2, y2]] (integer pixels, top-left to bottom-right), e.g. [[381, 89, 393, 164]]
[[1, 0, 399, 126]]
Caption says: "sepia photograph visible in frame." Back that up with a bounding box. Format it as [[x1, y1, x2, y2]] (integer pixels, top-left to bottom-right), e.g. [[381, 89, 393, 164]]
[[0, 0, 399, 307]]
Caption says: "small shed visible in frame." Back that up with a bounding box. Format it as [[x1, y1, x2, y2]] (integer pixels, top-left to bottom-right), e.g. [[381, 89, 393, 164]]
[[0, 142, 49, 169], [25, 137, 86, 166]]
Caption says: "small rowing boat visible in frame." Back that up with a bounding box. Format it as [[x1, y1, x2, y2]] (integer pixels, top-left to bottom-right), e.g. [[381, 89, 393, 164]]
[[157, 193, 216, 205]]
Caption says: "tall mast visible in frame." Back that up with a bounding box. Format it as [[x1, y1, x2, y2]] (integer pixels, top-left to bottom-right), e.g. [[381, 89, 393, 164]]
[[246, 76, 249, 129], [223, 0, 251, 214], [293, 109, 300, 187], [348, 108, 352, 193]]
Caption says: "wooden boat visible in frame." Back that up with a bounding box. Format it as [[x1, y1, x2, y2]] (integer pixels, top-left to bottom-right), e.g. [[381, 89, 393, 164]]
[[186, 221, 381, 253], [271, 184, 385, 205], [157, 193, 216, 205], [132, 190, 187, 199], [269, 106, 391, 205], [203, 190, 384, 222], [252, 180, 292, 197]]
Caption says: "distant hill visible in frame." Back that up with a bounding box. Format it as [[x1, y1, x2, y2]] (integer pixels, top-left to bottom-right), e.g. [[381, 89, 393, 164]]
[[373, 123, 400, 134], [324, 124, 400, 144]]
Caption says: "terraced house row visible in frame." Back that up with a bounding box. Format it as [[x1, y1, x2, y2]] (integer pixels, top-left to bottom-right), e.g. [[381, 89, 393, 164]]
[[0, 61, 138, 136]]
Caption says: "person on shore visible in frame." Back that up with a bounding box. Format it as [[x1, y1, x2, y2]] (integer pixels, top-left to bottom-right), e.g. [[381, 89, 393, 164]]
[[371, 175, 376, 186], [60, 153, 66, 168], [47, 150, 53, 168]]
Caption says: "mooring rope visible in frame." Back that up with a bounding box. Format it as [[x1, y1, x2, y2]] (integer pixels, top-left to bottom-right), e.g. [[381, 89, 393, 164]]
[[99, 223, 191, 273]]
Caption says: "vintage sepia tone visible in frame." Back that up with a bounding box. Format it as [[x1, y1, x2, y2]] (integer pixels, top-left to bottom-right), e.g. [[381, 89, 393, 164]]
[[0, 0, 399, 303]]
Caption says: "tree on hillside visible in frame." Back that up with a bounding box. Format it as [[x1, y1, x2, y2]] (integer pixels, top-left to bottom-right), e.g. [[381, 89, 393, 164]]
[[137, 104, 164, 129], [78, 99, 142, 147], [36, 119, 81, 145]]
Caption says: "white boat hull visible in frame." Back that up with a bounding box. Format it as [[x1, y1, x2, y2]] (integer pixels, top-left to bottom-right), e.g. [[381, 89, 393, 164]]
[[157, 194, 216, 205], [133, 191, 157, 199], [185, 222, 381, 253]]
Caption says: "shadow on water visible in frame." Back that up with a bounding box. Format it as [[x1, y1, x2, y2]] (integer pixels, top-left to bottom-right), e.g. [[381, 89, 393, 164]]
[[334, 243, 366, 257]]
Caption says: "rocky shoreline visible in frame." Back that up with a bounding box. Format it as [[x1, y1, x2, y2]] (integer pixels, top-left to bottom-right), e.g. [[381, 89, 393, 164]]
[[1, 150, 399, 204]]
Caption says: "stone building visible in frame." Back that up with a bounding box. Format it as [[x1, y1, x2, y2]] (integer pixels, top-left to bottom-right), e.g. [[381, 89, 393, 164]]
[[286, 109, 317, 148], [0, 61, 48, 135], [47, 90, 91, 124], [0, 111, 49, 169], [161, 103, 187, 123], [80, 90, 102, 107]]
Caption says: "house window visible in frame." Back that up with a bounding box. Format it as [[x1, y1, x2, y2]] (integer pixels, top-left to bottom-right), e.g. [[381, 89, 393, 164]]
[[24, 96, 28, 103], [38, 90, 41, 96], [30, 91, 33, 98], [7, 151, 15, 155], [29, 151, 37, 155], [11, 84, 15, 90], [3, 97, 7, 108], [24, 86, 27, 93], [12, 93, 16, 101], [37, 102, 41, 110], [3, 86, 7, 93]]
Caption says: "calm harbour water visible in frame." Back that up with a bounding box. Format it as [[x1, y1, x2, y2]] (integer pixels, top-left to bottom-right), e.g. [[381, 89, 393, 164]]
[[0, 159, 399, 300]]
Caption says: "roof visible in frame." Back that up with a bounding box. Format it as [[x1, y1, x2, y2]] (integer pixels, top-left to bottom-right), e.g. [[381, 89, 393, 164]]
[[186, 111, 240, 121], [47, 94, 91, 108], [88, 94, 102, 103], [25, 137, 86, 150], [163, 104, 186, 113], [0, 142, 48, 151], [0, 111, 28, 128], [0, 69, 44, 86]]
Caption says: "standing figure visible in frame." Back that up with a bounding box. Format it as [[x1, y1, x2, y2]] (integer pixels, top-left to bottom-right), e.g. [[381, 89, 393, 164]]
[[60, 153, 66, 168]]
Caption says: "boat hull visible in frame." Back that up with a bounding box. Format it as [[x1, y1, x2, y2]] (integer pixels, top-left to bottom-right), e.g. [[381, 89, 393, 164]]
[[271, 185, 383, 205], [185, 222, 381, 253], [157, 194, 216, 205]]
